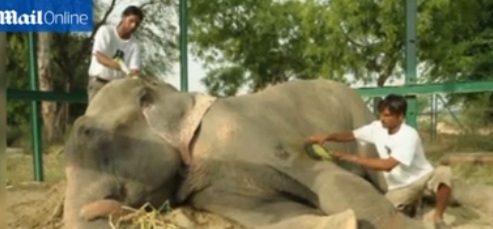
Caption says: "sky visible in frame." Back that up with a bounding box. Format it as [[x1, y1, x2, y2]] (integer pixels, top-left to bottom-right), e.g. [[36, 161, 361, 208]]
[[168, 51, 209, 93]]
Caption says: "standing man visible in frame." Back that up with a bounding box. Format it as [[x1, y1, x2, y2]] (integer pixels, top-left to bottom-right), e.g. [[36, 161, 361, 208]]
[[87, 5, 144, 101], [307, 94, 453, 229]]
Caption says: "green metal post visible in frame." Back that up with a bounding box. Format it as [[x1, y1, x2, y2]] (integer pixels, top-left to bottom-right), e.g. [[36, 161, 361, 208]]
[[28, 32, 44, 182], [405, 0, 418, 128], [431, 94, 437, 141], [179, 0, 188, 92]]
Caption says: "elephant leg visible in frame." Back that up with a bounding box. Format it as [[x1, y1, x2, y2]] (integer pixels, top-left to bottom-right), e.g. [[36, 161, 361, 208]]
[[189, 186, 326, 228], [255, 209, 357, 229], [287, 162, 426, 229]]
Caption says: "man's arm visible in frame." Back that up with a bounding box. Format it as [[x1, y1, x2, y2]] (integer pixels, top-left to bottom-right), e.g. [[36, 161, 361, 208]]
[[92, 27, 121, 71], [326, 132, 355, 142], [95, 52, 121, 71], [334, 152, 399, 172], [334, 129, 421, 172]]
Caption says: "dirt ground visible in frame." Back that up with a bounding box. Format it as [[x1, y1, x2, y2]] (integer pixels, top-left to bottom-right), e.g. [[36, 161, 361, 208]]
[[6, 133, 493, 229]]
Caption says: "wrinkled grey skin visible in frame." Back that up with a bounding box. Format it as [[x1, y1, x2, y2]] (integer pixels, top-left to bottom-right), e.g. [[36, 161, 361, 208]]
[[63, 77, 425, 229]]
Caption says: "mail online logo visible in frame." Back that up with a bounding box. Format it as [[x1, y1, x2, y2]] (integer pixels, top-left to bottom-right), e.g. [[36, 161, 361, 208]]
[[0, 0, 93, 32]]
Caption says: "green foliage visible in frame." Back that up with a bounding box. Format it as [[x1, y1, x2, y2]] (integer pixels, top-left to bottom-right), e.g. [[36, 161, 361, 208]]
[[188, 0, 435, 95], [458, 94, 493, 127], [6, 33, 30, 126], [306, 0, 406, 86], [201, 65, 247, 96], [419, 0, 493, 122], [190, 0, 333, 94], [6, 32, 94, 121], [134, 0, 179, 79], [418, 0, 488, 81], [189, 0, 493, 123]]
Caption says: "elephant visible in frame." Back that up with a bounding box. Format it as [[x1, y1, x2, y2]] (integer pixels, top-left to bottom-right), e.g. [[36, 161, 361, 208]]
[[62, 77, 426, 229]]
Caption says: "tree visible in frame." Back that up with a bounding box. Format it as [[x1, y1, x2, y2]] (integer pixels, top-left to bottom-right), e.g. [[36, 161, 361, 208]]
[[418, 0, 493, 124], [310, 0, 409, 87], [6, 33, 30, 127], [190, 0, 327, 96], [189, 0, 446, 96], [37, 32, 64, 143]]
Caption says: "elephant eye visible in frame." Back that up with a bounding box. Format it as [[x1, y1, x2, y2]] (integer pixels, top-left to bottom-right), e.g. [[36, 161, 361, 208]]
[[78, 125, 94, 137], [101, 152, 111, 167], [96, 139, 115, 170]]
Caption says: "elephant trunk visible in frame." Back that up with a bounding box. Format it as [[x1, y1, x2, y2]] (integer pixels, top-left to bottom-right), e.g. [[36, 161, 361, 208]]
[[63, 166, 130, 229]]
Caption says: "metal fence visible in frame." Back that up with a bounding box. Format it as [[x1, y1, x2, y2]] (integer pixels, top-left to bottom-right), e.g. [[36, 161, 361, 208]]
[[4, 0, 493, 183], [6, 80, 493, 182], [364, 92, 493, 142]]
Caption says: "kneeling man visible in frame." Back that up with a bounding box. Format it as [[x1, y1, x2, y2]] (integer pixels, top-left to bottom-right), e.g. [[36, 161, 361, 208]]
[[307, 94, 453, 229]]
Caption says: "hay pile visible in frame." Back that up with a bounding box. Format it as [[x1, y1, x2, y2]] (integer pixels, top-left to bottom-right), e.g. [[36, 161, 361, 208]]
[[104, 205, 244, 229], [7, 179, 493, 229], [7, 181, 242, 229]]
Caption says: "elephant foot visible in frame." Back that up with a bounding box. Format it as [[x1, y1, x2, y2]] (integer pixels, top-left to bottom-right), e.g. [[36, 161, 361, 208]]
[[255, 209, 357, 229]]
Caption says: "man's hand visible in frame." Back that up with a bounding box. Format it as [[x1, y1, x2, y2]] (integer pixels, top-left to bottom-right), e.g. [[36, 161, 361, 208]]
[[115, 60, 130, 75], [306, 134, 329, 145], [129, 69, 139, 76], [95, 52, 122, 71]]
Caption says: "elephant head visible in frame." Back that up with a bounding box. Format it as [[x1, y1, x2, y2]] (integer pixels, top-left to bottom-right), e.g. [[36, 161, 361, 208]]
[[63, 77, 215, 229]]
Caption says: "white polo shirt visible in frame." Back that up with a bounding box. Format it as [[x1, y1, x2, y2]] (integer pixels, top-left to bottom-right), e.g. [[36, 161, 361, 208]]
[[88, 24, 141, 80], [353, 121, 434, 190]]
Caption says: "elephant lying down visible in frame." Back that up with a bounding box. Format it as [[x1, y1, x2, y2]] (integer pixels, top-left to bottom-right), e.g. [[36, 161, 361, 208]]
[[62, 77, 426, 229]]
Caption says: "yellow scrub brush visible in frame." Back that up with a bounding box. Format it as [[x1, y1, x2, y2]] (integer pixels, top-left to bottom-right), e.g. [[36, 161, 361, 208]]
[[305, 143, 334, 161]]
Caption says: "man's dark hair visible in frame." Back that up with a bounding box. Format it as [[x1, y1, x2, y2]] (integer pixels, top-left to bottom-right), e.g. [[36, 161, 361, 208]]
[[377, 94, 407, 116], [122, 5, 145, 21]]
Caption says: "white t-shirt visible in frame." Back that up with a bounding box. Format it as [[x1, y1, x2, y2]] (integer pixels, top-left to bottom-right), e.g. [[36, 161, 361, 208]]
[[88, 24, 141, 80], [353, 120, 434, 190]]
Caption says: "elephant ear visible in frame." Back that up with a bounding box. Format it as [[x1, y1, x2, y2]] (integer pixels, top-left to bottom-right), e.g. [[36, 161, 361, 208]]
[[140, 85, 217, 165]]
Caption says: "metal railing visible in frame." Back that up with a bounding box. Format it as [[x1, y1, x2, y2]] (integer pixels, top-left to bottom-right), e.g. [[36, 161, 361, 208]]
[[8, 79, 493, 182]]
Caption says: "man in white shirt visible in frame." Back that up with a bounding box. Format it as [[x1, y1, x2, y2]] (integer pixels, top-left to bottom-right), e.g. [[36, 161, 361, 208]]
[[87, 5, 144, 101], [307, 94, 453, 229]]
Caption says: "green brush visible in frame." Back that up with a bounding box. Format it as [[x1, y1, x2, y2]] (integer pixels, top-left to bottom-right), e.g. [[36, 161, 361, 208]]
[[305, 143, 334, 161]]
